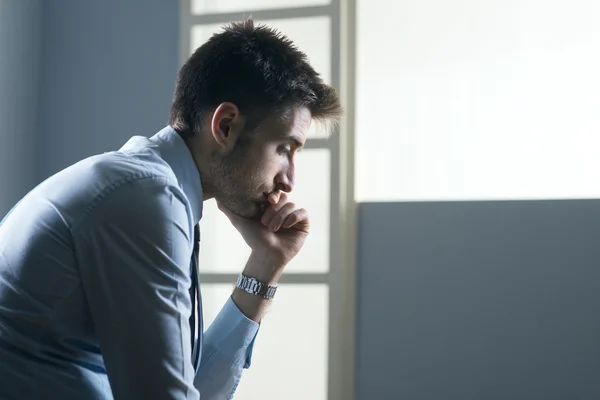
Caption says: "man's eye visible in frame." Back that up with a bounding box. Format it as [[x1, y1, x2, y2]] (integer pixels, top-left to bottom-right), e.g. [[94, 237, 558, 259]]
[[278, 146, 292, 156]]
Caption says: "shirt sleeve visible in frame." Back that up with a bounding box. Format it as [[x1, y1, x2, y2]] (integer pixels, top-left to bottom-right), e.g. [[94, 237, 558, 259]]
[[195, 296, 259, 399], [73, 177, 199, 399]]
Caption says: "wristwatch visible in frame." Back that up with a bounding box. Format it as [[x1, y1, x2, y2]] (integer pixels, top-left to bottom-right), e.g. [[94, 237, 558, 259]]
[[235, 274, 278, 300]]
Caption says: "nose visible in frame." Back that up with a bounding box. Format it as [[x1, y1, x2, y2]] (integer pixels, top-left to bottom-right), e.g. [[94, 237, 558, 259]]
[[275, 168, 295, 193]]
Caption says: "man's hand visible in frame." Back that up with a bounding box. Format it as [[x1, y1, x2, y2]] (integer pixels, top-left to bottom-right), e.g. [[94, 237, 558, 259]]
[[217, 192, 309, 283], [217, 193, 309, 322]]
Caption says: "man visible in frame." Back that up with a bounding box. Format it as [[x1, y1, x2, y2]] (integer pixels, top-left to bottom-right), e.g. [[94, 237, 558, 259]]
[[0, 19, 341, 399]]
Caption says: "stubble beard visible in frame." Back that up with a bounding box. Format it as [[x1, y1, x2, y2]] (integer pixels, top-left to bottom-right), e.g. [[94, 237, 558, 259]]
[[205, 148, 268, 219]]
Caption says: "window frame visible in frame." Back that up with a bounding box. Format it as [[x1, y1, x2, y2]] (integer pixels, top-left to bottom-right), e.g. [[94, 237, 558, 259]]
[[179, 1, 357, 399]]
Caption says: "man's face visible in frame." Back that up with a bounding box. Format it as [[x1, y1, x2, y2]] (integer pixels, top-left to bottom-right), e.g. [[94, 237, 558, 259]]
[[208, 106, 310, 218]]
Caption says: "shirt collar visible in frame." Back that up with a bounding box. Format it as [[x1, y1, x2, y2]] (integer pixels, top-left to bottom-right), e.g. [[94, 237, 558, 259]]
[[149, 126, 203, 224]]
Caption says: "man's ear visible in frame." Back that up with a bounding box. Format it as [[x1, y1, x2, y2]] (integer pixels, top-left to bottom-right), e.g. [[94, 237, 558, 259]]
[[210, 102, 245, 150]]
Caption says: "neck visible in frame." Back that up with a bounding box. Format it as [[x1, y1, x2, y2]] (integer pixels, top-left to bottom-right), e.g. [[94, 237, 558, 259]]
[[181, 133, 216, 201]]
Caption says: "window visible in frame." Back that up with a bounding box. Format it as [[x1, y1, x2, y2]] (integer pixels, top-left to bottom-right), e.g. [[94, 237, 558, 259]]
[[179, 1, 355, 399], [355, 0, 600, 202]]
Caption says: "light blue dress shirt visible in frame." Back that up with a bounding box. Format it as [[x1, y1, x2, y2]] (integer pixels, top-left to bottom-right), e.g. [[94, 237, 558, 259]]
[[0, 127, 259, 399]]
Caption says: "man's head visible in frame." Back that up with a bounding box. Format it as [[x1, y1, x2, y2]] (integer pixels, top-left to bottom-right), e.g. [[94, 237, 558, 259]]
[[169, 19, 342, 218]]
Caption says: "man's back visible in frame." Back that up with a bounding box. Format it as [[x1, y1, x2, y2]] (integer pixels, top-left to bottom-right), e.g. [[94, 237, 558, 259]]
[[0, 134, 182, 399], [0, 127, 265, 399]]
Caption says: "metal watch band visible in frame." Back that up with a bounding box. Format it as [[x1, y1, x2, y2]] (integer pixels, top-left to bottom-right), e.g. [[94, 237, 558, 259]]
[[235, 274, 278, 300]]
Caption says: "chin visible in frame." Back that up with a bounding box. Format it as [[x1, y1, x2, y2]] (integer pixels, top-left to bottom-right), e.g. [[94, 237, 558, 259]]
[[245, 202, 266, 219], [222, 199, 263, 219]]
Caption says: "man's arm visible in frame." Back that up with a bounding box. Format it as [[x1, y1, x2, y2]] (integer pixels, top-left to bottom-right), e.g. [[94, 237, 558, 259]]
[[191, 253, 277, 399], [193, 295, 258, 398], [73, 178, 199, 399], [193, 193, 310, 399], [221, 192, 309, 324], [230, 251, 281, 322]]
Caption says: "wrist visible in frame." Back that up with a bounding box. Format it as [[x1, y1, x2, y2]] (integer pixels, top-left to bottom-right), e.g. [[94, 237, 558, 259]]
[[231, 288, 271, 323], [235, 274, 278, 299], [243, 251, 286, 285]]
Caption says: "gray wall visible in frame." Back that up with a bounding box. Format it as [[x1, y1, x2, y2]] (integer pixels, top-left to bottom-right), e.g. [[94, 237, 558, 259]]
[[357, 200, 600, 400], [37, 0, 180, 180], [0, 0, 42, 216]]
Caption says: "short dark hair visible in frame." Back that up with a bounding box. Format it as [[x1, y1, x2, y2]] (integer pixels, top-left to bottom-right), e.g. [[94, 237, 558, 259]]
[[169, 18, 342, 138]]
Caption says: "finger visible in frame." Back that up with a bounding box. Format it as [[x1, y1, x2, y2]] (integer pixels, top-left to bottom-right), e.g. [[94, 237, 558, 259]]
[[261, 192, 289, 226], [268, 191, 283, 205], [281, 208, 306, 228], [282, 208, 310, 233], [269, 202, 296, 232]]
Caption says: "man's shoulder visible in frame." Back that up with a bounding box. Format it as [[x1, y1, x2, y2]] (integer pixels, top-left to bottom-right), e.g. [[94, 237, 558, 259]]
[[29, 139, 185, 227], [80, 148, 175, 188], [74, 147, 183, 205], [42, 147, 171, 193], [66, 151, 193, 237]]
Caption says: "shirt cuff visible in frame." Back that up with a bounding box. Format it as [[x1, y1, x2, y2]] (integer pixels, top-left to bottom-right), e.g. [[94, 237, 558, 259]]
[[203, 296, 260, 369]]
